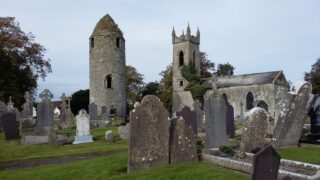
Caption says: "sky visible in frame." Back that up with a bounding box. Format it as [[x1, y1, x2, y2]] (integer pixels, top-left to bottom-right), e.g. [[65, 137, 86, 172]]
[[1, 0, 320, 100]]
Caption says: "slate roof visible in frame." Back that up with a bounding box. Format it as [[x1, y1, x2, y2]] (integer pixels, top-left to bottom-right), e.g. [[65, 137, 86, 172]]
[[200, 71, 286, 88]]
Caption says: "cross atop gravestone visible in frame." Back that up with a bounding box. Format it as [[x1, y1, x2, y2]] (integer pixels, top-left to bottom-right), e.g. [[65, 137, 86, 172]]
[[40, 89, 53, 101], [251, 144, 281, 180]]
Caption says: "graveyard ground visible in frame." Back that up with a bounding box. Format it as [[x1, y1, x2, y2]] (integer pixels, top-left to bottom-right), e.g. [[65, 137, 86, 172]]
[[0, 128, 319, 179]]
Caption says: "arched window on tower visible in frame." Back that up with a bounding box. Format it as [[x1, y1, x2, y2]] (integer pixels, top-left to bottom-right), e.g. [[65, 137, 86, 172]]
[[116, 37, 121, 48], [105, 74, 112, 89], [90, 38, 94, 48], [179, 51, 184, 67], [246, 92, 254, 110]]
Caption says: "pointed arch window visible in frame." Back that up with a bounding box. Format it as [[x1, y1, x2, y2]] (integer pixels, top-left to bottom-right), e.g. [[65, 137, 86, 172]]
[[179, 51, 184, 67], [246, 92, 254, 110]]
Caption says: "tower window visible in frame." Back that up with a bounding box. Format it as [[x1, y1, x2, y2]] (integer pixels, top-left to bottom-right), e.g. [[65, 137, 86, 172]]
[[179, 81, 183, 87], [105, 75, 112, 89], [246, 92, 254, 110], [116, 37, 121, 48], [179, 51, 184, 67], [90, 38, 94, 48]]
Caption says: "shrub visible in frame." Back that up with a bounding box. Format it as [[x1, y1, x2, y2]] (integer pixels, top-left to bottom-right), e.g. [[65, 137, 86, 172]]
[[219, 145, 235, 157]]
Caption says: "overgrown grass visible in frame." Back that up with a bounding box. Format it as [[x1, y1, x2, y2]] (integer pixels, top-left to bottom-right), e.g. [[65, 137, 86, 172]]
[[278, 146, 320, 165], [0, 153, 248, 180], [0, 127, 127, 164]]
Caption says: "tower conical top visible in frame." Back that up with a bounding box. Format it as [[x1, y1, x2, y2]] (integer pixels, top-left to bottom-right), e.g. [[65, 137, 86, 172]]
[[92, 14, 123, 37]]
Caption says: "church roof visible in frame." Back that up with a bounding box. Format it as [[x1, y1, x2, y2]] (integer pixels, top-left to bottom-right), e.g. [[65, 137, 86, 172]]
[[200, 71, 289, 88], [92, 14, 123, 36]]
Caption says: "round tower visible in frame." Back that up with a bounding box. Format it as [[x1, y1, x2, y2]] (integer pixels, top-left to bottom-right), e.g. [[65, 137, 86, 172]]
[[89, 14, 126, 116]]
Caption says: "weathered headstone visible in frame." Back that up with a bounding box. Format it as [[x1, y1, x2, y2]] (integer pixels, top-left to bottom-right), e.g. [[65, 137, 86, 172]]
[[0, 100, 8, 132], [176, 105, 197, 135], [105, 130, 113, 142], [59, 93, 75, 129], [1, 112, 20, 140], [194, 100, 204, 132], [89, 102, 98, 120], [118, 123, 129, 140], [204, 84, 229, 148], [272, 82, 312, 148], [307, 94, 320, 139], [7, 96, 14, 111], [169, 117, 197, 163], [128, 95, 170, 172], [251, 144, 281, 180], [101, 106, 107, 116], [35, 89, 54, 136], [240, 107, 268, 153], [22, 92, 33, 120], [223, 95, 235, 138], [73, 109, 93, 144]]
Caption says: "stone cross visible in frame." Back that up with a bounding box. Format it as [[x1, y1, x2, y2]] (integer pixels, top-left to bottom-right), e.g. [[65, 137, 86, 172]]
[[39, 89, 53, 101], [251, 144, 281, 180], [239, 100, 245, 122]]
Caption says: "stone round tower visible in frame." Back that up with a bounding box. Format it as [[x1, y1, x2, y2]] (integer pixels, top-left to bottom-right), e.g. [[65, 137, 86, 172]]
[[89, 14, 126, 116]]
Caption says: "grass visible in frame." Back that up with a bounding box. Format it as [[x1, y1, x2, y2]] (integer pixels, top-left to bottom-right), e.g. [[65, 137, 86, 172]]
[[0, 127, 127, 164], [278, 146, 320, 165], [0, 154, 248, 180]]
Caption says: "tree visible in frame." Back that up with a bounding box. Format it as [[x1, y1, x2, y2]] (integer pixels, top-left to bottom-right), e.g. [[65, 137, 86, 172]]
[[142, 81, 162, 97], [200, 52, 215, 78], [216, 63, 235, 76], [126, 65, 144, 112], [305, 58, 320, 94], [70, 89, 89, 115], [159, 65, 173, 113], [0, 17, 51, 108]]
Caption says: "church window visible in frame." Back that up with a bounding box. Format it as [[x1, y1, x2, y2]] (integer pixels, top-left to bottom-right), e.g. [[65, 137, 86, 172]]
[[257, 100, 268, 112], [116, 37, 121, 48], [90, 38, 94, 48], [179, 51, 184, 67], [246, 92, 254, 110]]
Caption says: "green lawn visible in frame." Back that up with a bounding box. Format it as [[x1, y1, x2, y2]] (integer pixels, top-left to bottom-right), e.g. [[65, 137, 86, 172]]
[[278, 146, 320, 165], [0, 127, 127, 164], [0, 153, 248, 180]]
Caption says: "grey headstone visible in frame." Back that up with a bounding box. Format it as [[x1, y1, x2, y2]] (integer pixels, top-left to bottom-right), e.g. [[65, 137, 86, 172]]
[[35, 89, 54, 136], [105, 130, 113, 142], [194, 100, 204, 132], [128, 95, 170, 172], [169, 117, 197, 164], [118, 123, 129, 140], [272, 82, 312, 148], [251, 144, 281, 180], [308, 94, 320, 138], [223, 95, 235, 138], [240, 107, 268, 153], [176, 105, 197, 135], [101, 106, 107, 115], [204, 89, 229, 148], [89, 102, 98, 120], [59, 109, 75, 129], [0, 100, 8, 131], [1, 112, 20, 140]]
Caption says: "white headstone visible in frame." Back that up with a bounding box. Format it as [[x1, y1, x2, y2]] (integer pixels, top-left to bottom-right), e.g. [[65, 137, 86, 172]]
[[73, 109, 93, 144]]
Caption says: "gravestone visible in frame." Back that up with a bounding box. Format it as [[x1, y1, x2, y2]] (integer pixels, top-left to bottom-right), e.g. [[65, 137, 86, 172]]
[[307, 94, 320, 139], [194, 100, 204, 132], [1, 112, 20, 140], [204, 85, 228, 148], [239, 100, 245, 122], [22, 92, 33, 120], [105, 130, 113, 142], [59, 93, 75, 129], [89, 102, 98, 120], [251, 144, 281, 180], [73, 109, 93, 144], [176, 105, 197, 135], [7, 96, 14, 111], [118, 123, 129, 140], [272, 82, 312, 148], [128, 95, 170, 172], [0, 100, 8, 132], [101, 106, 107, 116], [223, 95, 235, 138], [35, 89, 54, 136], [169, 117, 197, 163], [240, 107, 268, 153]]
